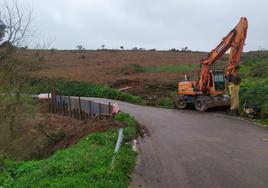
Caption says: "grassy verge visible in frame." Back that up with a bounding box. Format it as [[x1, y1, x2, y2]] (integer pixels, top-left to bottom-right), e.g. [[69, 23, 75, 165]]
[[24, 79, 145, 105], [157, 98, 173, 108], [239, 57, 268, 121], [0, 112, 138, 188]]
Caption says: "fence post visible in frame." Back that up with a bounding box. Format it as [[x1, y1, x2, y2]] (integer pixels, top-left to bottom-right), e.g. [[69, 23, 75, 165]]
[[68, 96, 72, 118], [99, 103, 102, 115], [76, 108, 79, 120], [48, 79, 51, 113], [63, 100, 66, 116], [51, 80, 56, 114], [108, 102, 111, 114], [59, 96, 62, 115], [78, 97, 82, 120], [88, 101, 92, 117], [63, 99, 66, 116]]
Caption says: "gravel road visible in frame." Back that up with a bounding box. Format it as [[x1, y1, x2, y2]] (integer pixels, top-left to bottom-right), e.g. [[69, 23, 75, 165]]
[[83, 97, 268, 188]]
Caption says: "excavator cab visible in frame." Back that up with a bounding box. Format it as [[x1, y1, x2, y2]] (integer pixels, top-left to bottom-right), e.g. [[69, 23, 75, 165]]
[[208, 70, 225, 93], [213, 71, 225, 91]]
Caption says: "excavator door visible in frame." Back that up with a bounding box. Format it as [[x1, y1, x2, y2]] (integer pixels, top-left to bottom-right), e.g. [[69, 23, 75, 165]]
[[213, 70, 225, 91], [208, 70, 226, 95]]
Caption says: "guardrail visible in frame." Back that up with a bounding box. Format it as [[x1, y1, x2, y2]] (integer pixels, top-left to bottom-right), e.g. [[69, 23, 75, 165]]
[[45, 95, 115, 121]]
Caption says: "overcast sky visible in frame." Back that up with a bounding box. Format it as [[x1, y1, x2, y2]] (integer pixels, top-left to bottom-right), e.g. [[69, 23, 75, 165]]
[[18, 0, 268, 51]]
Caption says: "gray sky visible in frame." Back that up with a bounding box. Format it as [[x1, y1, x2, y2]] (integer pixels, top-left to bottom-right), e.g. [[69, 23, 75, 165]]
[[28, 0, 268, 51]]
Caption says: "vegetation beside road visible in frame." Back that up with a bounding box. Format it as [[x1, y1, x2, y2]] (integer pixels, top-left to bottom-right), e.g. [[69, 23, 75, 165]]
[[240, 52, 268, 123], [26, 79, 145, 105], [0, 112, 138, 188]]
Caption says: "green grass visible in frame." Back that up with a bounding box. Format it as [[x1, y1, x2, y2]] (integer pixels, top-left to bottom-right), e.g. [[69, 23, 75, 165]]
[[24, 79, 144, 105], [157, 98, 173, 108], [0, 112, 138, 188]]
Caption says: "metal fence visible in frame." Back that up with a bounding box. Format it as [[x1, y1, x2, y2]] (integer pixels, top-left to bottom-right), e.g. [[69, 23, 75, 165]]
[[49, 95, 113, 121]]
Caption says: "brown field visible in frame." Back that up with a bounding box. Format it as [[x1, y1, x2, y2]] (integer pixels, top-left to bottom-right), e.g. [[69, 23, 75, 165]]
[[23, 50, 210, 97], [28, 50, 207, 82]]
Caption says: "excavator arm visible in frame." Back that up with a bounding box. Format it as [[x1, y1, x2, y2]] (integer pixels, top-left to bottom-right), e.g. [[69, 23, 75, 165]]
[[198, 17, 248, 92]]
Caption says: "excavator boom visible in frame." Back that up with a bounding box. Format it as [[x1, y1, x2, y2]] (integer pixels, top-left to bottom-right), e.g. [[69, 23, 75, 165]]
[[198, 17, 248, 92]]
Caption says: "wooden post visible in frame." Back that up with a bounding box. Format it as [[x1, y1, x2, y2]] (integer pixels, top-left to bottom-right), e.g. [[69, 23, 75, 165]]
[[76, 108, 79, 120], [72, 109, 75, 119], [99, 103, 102, 115], [48, 79, 51, 113], [59, 96, 62, 115], [88, 101, 92, 117], [63, 100, 65, 116], [63, 101, 66, 116], [51, 80, 56, 114], [78, 97, 82, 120], [51, 80, 54, 113], [69, 96, 72, 118], [65, 102, 67, 116], [108, 102, 111, 114]]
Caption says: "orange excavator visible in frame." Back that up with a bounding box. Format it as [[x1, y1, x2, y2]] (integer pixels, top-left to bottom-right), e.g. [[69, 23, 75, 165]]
[[174, 17, 248, 111]]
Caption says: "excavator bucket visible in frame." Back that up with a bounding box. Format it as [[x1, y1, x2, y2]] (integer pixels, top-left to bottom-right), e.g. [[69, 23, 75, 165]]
[[228, 83, 240, 110]]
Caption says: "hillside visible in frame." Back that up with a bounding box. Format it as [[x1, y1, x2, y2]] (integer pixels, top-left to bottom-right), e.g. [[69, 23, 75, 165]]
[[23, 49, 268, 119]]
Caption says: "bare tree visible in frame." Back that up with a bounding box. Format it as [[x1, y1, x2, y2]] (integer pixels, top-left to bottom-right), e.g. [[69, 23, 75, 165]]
[[0, 20, 6, 41], [0, 0, 33, 137], [0, 0, 33, 89], [0, 0, 32, 46]]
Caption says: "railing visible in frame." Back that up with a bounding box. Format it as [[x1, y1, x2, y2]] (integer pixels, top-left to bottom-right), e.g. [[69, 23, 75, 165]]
[[48, 95, 114, 121]]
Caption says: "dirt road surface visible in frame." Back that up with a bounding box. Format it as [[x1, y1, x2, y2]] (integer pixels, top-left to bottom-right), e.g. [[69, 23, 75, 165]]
[[83, 97, 268, 188]]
